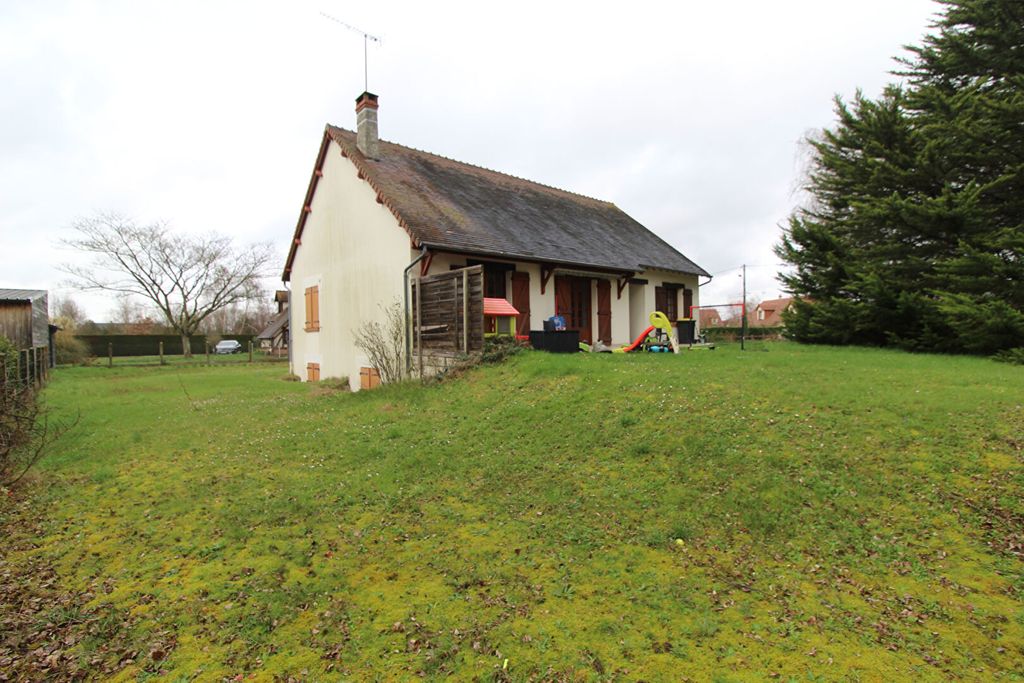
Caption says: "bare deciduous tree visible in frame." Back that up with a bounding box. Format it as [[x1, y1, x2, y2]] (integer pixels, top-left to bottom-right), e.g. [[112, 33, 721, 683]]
[[49, 295, 85, 331], [61, 212, 272, 357], [353, 301, 406, 385]]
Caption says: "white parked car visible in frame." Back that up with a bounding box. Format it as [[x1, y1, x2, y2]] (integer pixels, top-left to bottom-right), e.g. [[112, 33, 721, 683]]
[[214, 339, 243, 354]]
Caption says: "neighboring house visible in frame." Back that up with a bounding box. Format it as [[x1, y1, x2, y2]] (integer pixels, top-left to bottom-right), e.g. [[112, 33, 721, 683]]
[[698, 308, 723, 328], [0, 289, 56, 366], [256, 290, 289, 356], [749, 297, 794, 327], [283, 92, 709, 388]]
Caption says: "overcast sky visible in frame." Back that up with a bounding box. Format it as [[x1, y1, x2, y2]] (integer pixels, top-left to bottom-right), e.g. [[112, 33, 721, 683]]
[[0, 0, 940, 320]]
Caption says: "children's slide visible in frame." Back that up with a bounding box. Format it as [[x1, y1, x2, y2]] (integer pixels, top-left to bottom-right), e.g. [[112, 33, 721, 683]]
[[619, 325, 655, 353]]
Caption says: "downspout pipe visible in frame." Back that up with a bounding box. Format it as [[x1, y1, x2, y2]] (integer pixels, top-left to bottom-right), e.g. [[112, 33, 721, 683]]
[[403, 244, 429, 375], [283, 283, 293, 371]]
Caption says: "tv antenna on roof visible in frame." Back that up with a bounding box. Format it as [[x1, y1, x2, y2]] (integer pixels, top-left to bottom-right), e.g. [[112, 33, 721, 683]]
[[319, 11, 381, 92]]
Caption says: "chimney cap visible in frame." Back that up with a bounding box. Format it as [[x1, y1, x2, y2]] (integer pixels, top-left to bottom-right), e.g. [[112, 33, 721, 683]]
[[355, 91, 378, 109]]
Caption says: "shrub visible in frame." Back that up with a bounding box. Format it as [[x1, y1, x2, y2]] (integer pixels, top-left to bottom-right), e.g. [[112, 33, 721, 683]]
[[481, 336, 524, 364], [0, 336, 17, 383], [994, 348, 1024, 366], [353, 301, 405, 384], [0, 336, 76, 487], [54, 331, 91, 366]]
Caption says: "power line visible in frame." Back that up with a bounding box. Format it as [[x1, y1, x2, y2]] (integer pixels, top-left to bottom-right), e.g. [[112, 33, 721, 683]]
[[708, 263, 788, 277]]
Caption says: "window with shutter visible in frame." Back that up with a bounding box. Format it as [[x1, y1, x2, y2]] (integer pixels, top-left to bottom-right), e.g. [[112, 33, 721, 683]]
[[304, 286, 320, 332], [306, 362, 320, 382], [654, 287, 678, 321]]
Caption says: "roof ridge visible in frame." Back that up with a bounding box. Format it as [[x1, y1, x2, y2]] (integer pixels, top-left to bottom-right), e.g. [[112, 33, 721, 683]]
[[327, 125, 614, 207]]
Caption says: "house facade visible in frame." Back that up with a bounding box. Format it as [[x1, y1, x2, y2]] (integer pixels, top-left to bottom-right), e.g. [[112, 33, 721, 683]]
[[283, 93, 709, 389], [749, 297, 794, 327]]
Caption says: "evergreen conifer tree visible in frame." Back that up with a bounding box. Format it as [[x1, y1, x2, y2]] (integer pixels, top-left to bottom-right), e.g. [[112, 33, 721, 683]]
[[777, 0, 1023, 354]]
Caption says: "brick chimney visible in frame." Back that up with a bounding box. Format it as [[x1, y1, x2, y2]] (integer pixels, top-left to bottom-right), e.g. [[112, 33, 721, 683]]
[[355, 91, 379, 159]]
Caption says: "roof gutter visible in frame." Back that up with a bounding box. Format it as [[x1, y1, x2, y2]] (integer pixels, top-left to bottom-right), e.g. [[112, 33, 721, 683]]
[[403, 245, 429, 376]]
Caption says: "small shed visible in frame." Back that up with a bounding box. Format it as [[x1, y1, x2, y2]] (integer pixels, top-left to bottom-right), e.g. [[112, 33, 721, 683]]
[[0, 289, 49, 348], [0, 289, 53, 368]]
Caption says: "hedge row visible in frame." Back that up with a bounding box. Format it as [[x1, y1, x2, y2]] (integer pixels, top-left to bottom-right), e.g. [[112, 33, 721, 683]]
[[74, 334, 256, 357], [702, 326, 784, 341]]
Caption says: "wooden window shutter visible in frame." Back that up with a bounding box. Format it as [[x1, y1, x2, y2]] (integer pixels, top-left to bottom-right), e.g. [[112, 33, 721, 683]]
[[359, 366, 381, 390], [654, 287, 667, 318], [306, 362, 320, 382], [511, 271, 530, 337], [304, 287, 311, 330], [304, 286, 320, 332], [596, 279, 611, 344], [311, 286, 320, 331]]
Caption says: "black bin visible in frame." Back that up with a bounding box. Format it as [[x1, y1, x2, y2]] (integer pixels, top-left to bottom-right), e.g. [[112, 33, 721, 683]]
[[529, 330, 580, 353], [676, 319, 696, 344]]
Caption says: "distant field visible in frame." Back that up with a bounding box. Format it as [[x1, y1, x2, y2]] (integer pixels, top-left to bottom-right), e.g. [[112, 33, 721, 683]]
[[80, 352, 288, 367], [2, 343, 1022, 681]]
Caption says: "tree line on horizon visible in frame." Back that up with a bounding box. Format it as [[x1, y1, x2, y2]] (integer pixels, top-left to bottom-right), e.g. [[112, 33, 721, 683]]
[[777, 0, 1023, 359]]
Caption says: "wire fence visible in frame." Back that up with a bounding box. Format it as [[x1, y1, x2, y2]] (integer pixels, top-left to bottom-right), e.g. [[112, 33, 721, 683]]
[[0, 346, 49, 391], [87, 339, 288, 367]]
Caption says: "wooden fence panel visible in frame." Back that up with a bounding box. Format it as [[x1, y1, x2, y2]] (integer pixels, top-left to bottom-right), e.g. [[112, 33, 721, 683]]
[[411, 266, 484, 361]]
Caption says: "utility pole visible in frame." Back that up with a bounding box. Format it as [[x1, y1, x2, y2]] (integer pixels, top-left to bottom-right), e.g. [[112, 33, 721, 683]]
[[741, 264, 747, 351]]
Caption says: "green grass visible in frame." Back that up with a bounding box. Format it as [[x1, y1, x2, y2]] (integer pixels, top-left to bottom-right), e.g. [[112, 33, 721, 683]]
[[5, 342, 1024, 681]]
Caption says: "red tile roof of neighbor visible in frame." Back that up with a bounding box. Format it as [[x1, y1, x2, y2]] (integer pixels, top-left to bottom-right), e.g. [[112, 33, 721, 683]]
[[758, 297, 794, 310], [283, 127, 709, 281], [483, 298, 520, 317]]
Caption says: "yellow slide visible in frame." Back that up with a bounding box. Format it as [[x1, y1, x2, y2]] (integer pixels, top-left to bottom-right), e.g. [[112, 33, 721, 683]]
[[649, 311, 680, 354]]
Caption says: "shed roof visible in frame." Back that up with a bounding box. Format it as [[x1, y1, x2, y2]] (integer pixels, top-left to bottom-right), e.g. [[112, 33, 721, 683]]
[[256, 309, 289, 340], [483, 298, 520, 317], [0, 289, 47, 302], [283, 127, 709, 281]]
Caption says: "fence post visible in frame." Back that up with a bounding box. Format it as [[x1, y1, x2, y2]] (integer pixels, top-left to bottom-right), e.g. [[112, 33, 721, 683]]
[[205, 343, 210, 365], [248, 340, 253, 363], [415, 279, 423, 377], [159, 341, 165, 365], [462, 269, 469, 353], [17, 350, 24, 387], [31, 347, 37, 387], [108, 342, 113, 368]]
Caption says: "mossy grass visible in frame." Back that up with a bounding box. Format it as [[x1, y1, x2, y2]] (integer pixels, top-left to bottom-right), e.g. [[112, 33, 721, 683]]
[[4, 342, 1023, 680]]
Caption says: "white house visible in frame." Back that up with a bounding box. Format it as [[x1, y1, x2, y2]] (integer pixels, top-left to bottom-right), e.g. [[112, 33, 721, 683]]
[[283, 92, 710, 389]]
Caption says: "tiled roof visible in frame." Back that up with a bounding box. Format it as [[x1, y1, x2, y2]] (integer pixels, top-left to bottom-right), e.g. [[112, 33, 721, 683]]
[[758, 297, 793, 311], [283, 127, 709, 280]]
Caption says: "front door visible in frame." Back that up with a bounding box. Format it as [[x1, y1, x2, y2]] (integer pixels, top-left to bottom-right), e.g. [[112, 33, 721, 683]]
[[555, 276, 592, 344]]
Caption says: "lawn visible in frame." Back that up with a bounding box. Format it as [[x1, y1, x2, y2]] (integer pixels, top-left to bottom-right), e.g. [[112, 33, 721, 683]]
[[1, 343, 1022, 681]]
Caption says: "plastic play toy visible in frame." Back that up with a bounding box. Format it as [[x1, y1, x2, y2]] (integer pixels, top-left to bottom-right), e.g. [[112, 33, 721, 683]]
[[614, 311, 680, 353]]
